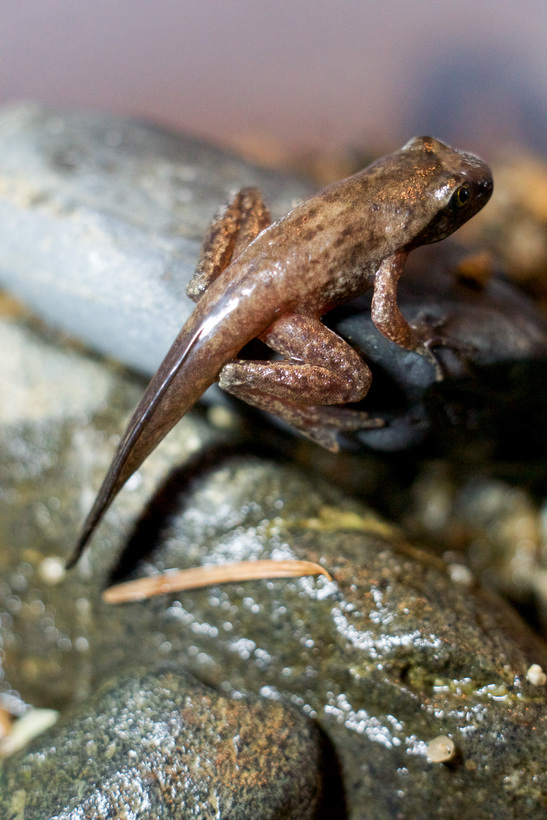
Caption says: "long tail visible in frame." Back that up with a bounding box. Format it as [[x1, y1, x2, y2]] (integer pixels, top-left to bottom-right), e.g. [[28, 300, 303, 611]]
[[67, 307, 241, 568]]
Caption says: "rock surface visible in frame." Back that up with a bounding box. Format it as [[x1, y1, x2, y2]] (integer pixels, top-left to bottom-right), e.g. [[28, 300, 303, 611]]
[[0, 666, 324, 819], [1, 107, 546, 817], [0, 309, 228, 711], [0, 103, 314, 377], [0, 310, 546, 818]]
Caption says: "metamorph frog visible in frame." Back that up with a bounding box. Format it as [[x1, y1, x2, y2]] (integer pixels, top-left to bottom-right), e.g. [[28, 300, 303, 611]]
[[69, 136, 492, 566]]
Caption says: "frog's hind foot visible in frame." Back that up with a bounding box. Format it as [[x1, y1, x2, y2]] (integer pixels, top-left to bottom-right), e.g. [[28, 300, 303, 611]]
[[230, 387, 383, 452], [294, 405, 384, 451]]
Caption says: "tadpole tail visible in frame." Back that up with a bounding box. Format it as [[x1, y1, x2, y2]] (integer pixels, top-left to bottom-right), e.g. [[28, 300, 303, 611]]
[[67, 317, 233, 569]]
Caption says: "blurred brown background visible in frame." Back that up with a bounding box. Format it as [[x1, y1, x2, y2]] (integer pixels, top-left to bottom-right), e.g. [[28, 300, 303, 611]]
[[1, 0, 546, 161]]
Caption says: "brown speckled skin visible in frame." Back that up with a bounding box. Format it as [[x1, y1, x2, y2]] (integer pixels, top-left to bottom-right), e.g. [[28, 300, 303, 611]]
[[69, 137, 492, 565]]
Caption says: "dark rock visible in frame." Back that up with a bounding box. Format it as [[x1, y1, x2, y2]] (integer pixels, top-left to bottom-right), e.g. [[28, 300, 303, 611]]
[[0, 311, 231, 710], [327, 244, 547, 456], [0, 666, 324, 819]]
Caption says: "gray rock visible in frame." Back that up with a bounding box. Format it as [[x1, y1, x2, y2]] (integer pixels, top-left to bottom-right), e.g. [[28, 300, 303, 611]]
[[0, 311, 231, 710], [102, 454, 547, 820], [0, 103, 314, 376], [1, 310, 545, 818], [0, 666, 323, 819]]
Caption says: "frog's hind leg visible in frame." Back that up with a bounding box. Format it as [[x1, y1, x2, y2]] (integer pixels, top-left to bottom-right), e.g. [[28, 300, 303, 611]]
[[187, 188, 271, 302], [218, 314, 383, 452]]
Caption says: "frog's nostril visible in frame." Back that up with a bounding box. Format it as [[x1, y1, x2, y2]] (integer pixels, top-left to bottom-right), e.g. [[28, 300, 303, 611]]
[[483, 177, 494, 195]]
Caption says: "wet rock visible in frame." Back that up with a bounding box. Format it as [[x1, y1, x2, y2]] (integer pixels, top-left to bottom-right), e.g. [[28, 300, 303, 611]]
[[1, 321, 546, 820], [0, 102, 314, 377], [0, 114, 546, 815], [0, 311, 231, 710], [0, 666, 324, 819], [402, 462, 547, 632], [95, 453, 547, 819]]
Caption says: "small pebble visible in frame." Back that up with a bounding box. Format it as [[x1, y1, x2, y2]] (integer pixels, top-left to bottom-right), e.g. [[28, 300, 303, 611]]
[[526, 664, 547, 686], [448, 563, 474, 586], [426, 735, 456, 763]]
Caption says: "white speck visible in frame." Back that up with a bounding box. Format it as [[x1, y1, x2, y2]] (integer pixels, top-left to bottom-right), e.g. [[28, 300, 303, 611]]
[[196, 652, 213, 665], [259, 685, 281, 700], [332, 605, 441, 657], [475, 683, 510, 702], [448, 563, 474, 586], [74, 636, 89, 653], [526, 664, 546, 686], [39, 556, 66, 585], [324, 694, 406, 750], [298, 574, 337, 600], [229, 637, 256, 660]]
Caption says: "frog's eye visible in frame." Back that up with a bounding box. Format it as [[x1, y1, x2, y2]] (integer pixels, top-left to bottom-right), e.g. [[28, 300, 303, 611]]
[[451, 183, 471, 210]]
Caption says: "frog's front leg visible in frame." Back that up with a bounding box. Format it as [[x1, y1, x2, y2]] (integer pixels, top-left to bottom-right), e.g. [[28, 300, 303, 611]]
[[371, 252, 417, 349], [372, 252, 444, 377], [218, 314, 382, 451], [187, 187, 271, 302]]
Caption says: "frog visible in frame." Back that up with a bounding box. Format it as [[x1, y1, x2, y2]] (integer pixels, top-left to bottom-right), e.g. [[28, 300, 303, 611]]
[[68, 136, 493, 567]]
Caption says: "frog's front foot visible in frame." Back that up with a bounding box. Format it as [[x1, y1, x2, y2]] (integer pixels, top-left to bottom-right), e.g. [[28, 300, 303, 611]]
[[414, 338, 446, 381], [412, 314, 476, 381]]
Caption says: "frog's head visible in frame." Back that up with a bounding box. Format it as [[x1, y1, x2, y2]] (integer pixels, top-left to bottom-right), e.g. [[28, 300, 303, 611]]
[[403, 136, 493, 247]]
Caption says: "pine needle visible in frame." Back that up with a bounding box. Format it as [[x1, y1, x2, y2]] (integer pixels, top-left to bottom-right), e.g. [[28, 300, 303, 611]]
[[103, 559, 333, 603]]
